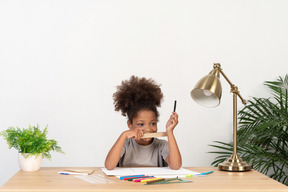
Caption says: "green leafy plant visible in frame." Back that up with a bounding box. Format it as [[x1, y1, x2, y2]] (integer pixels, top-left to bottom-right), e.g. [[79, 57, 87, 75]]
[[209, 75, 288, 185], [0, 124, 64, 160]]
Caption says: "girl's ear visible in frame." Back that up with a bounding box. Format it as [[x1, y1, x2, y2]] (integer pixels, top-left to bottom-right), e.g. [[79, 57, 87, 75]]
[[127, 120, 132, 130]]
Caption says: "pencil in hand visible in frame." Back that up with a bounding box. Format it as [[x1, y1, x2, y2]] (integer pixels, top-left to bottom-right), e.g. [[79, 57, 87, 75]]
[[173, 100, 177, 112]]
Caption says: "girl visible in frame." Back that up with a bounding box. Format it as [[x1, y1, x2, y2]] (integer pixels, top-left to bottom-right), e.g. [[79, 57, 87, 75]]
[[105, 76, 182, 170]]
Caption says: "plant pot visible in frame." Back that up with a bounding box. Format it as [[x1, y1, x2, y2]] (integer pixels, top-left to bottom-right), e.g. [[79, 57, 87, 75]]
[[18, 153, 42, 171]]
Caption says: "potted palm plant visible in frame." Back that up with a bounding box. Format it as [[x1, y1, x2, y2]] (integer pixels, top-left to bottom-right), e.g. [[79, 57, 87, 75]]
[[0, 124, 64, 171], [209, 75, 288, 185]]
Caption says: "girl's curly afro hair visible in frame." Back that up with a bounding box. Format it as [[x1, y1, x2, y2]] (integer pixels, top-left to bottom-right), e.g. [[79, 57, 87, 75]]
[[113, 76, 163, 123]]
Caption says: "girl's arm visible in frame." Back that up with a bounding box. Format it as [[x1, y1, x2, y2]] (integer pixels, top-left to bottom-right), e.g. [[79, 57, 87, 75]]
[[104, 129, 143, 170], [165, 112, 182, 170], [104, 132, 127, 170]]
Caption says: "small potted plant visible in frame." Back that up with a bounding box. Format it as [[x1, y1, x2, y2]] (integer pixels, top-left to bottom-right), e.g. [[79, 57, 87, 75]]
[[0, 124, 64, 171]]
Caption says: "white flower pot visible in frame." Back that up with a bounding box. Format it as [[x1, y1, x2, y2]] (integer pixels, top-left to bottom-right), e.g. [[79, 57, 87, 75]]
[[18, 153, 42, 171]]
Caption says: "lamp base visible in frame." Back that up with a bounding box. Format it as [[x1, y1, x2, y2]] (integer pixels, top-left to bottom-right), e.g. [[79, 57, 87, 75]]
[[218, 154, 252, 172]]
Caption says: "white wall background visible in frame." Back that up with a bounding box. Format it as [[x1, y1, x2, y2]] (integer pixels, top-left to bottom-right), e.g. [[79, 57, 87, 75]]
[[0, 0, 287, 186]]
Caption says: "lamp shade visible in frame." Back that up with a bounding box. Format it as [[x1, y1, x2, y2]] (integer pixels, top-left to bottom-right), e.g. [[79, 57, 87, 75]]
[[190, 68, 222, 107]]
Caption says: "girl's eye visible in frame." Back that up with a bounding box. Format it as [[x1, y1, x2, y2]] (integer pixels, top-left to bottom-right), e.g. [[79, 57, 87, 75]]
[[137, 123, 144, 127], [151, 122, 157, 126]]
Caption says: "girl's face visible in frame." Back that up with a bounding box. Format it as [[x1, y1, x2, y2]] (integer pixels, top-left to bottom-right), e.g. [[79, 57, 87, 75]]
[[128, 110, 158, 145]]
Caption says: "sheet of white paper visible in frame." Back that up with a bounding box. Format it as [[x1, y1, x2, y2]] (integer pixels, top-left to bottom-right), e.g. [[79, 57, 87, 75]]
[[101, 167, 199, 176]]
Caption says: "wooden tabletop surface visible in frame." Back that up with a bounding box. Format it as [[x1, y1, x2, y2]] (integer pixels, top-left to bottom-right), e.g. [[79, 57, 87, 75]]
[[1, 167, 287, 192]]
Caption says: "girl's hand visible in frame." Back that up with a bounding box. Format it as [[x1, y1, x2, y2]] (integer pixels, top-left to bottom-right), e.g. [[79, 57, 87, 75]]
[[124, 129, 144, 140], [166, 112, 178, 132]]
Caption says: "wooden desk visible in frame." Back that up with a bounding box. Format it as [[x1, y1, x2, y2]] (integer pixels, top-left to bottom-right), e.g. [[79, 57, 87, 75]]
[[0, 167, 287, 192]]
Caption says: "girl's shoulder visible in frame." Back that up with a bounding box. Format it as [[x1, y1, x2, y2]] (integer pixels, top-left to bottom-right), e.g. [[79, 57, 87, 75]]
[[124, 138, 134, 145]]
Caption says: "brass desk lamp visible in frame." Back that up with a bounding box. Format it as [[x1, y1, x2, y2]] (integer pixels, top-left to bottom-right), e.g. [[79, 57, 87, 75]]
[[191, 63, 252, 171]]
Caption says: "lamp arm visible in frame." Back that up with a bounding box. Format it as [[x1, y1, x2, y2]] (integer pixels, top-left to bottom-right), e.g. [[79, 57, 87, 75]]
[[214, 63, 247, 105]]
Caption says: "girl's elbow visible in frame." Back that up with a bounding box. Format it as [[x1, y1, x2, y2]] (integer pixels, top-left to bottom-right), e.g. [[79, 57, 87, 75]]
[[169, 164, 182, 170], [105, 162, 116, 170], [105, 166, 114, 170], [168, 160, 182, 170]]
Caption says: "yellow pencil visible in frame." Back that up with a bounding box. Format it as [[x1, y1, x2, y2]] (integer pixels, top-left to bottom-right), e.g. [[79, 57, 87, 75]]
[[140, 177, 162, 183]]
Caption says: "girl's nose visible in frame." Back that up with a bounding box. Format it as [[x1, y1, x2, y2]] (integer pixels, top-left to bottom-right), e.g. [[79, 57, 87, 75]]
[[145, 125, 156, 132], [141, 126, 150, 133]]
